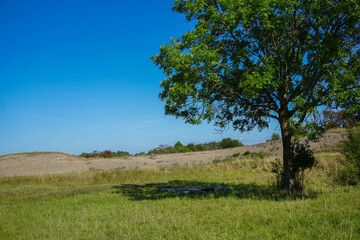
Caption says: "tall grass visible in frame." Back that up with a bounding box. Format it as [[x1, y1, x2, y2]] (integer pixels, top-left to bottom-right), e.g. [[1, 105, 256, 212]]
[[0, 153, 359, 239]]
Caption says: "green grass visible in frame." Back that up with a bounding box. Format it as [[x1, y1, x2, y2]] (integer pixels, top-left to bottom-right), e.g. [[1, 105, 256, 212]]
[[1, 154, 359, 239]]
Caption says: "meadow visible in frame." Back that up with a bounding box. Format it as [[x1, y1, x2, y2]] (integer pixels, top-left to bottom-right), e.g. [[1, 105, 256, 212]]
[[0, 153, 359, 239]]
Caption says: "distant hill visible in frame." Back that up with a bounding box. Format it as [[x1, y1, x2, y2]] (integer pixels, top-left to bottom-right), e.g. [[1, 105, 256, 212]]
[[0, 130, 345, 178]]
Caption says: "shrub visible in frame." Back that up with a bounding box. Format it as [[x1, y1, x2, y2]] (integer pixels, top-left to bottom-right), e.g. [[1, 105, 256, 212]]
[[186, 143, 196, 151], [337, 163, 359, 185], [321, 110, 359, 129], [148, 145, 175, 155], [270, 158, 283, 188], [204, 141, 222, 150], [116, 151, 130, 157], [289, 144, 317, 174], [271, 142, 317, 190], [242, 151, 267, 159], [220, 138, 244, 149], [101, 150, 112, 158], [194, 144, 204, 151], [258, 151, 266, 159], [173, 141, 191, 153], [243, 151, 251, 156], [79, 150, 131, 158], [174, 141, 184, 149], [147, 138, 244, 155], [271, 133, 281, 141], [338, 126, 360, 185], [134, 152, 146, 156]]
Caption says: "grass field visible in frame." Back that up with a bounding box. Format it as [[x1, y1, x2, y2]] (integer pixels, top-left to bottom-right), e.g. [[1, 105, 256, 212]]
[[0, 154, 359, 239]]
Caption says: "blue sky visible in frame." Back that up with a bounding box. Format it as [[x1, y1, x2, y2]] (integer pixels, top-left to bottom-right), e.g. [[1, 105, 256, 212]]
[[0, 0, 279, 155]]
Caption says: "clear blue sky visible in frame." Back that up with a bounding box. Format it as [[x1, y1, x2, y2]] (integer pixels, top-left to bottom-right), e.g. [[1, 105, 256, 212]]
[[0, 0, 279, 155]]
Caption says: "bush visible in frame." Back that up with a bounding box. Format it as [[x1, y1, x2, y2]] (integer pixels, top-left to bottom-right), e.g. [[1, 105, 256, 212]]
[[81, 153, 94, 158], [220, 138, 244, 149], [270, 158, 283, 188], [289, 143, 317, 174], [186, 143, 196, 151], [174, 141, 184, 149], [271, 133, 281, 141], [116, 151, 130, 157], [79, 150, 130, 158], [174, 141, 191, 153], [242, 151, 266, 159], [338, 126, 360, 185], [101, 150, 112, 158], [243, 151, 251, 156], [147, 138, 244, 155], [337, 163, 359, 185], [271, 142, 317, 190], [204, 141, 222, 150], [258, 151, 266, 159], [320, 110, 359, 130]]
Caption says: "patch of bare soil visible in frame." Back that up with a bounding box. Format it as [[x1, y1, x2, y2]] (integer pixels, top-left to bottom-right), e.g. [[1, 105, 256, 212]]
[[0, 131, 344, 178]]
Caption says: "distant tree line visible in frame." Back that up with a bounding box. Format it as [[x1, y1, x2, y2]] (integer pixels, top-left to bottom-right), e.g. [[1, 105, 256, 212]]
[[77, 138, 243, 158], [79, 150, 130, 159], [147, 138, 244, 155], [318, 110, 359, 130]]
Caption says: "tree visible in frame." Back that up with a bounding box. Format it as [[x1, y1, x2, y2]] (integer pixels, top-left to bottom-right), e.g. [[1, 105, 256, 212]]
[[220, 137, 244, 148], [322, 109, 347, 129], [271, 133, 281, 141], [321, 109, 360, 129], [174, 141, 184, 149], [152, 0, 360, 190]]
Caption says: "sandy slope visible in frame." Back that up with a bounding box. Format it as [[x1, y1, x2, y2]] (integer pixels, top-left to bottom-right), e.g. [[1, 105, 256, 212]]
[[0, 131, 344, 178]]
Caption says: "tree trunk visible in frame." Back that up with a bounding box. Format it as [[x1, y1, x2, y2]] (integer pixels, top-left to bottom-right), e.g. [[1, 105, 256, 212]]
[[279, 117, 296, 190]]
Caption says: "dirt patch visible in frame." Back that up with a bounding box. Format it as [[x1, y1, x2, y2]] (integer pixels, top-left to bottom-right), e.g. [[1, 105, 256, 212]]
[[0, 131, 344, 178]]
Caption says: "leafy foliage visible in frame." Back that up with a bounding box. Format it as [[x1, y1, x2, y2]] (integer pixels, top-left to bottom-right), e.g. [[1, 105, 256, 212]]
[[270, 158, 283, 188], [271, 133, 281, 141], [289, 143, 317, 175], [320, 110, 360, 130], [220, 137, 244, 149], [152, 0, 360, 131], [148, 138, 243, 155], [242, 150, 267, 159], [116, 151, 131, 157], [271, 143, 317, 190], [152, 0, 360, 190], [79, 150, 130, 159], [338, 126, 360, 185], [337, 163, 359, 186]]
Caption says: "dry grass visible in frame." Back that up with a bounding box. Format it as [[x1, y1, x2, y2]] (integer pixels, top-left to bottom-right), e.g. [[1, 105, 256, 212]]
[[0, 151, 75, 158]]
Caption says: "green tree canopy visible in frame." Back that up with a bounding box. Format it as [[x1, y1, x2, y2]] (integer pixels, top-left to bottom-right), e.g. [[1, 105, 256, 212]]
[[271, 133, 281, 141], [174, 141, 185, 149], [152, 0, 360, 189]]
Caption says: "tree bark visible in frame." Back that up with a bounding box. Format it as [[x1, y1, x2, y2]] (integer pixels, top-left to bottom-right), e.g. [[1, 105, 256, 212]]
[[279, 116, 296, 190]]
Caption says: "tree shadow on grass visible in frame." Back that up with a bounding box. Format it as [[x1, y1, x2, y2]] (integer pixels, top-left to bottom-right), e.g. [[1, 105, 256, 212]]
[[112, 180, 318, 201]]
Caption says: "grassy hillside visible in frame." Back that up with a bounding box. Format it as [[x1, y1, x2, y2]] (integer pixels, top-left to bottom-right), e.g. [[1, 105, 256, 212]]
[[0, 153, 359, 239]]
